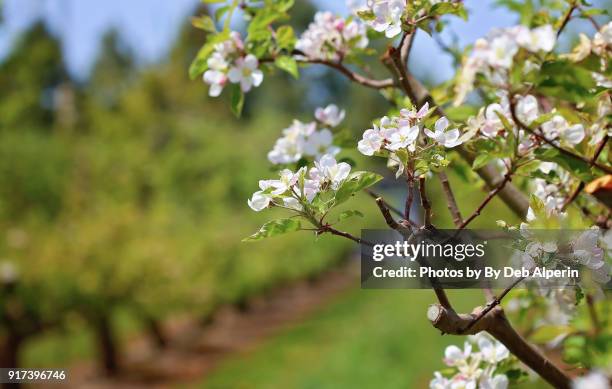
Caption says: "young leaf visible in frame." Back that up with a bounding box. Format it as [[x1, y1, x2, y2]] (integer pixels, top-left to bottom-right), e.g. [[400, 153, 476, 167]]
[[275, 55, 299, 79], [192, 15, 217, 33], [276, 25, 296, 51], [335, 171, 383, 205], [472, 154, 495, 170], [336, 210, 364, 222], [230, 84, 245, 117], [243, 218, 301, 242]]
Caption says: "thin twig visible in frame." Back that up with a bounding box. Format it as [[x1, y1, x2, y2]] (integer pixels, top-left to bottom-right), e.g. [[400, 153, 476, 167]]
[[376, 197, 401, 230], [557, 3, 577, 37], [457, 172, 513, 231], [320, 225, 374, 247], [419, 177, 432, 227], [460, 275, 527, 334], [405, 173, 415, 222], [438, 172, 463, 227], [365, 189, 418, 227], [509, 99, 612, 175]]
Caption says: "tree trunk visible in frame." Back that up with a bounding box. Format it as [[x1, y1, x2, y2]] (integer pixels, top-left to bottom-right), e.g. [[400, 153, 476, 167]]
[[0, 334, 21, 389], [145, 317, 167, 348], [94, 314, 119, 375]]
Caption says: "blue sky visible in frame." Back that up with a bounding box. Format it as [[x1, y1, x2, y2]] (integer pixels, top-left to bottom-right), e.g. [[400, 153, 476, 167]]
[[0, 0, 598, 81]]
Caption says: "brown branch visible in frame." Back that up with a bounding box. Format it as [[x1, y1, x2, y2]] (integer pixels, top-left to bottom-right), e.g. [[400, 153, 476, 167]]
[[457, 172, 513, 231], [419, 177, 432, 227], [557, 3, 577, 37], [428, 304, 571, 389], [365, 189, 418, 227], [438, 172, 463, 227], [461, 275, 527, 334], [261, 50, 396, 90], [320, 225, 373, 246], [564, 135, 611, 210], [375, 197, 401, 230], [509, 99, 612, 175], [405, 173, 415, 222]]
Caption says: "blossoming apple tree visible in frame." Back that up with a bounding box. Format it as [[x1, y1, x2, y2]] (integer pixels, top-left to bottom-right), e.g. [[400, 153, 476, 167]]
[[190, 1, 611, 388]]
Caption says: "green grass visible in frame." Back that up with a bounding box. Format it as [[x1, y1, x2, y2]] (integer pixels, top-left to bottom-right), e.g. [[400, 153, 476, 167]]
[[197, 287, 548, 389], [197, 288, 482, 389]]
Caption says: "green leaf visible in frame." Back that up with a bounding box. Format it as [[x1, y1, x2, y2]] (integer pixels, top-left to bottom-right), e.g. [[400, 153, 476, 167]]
[[336, 210, 364, 222], [230, 84, 245, 118], [276, 25, 296, 51], [188, 30, 230, 79], [472, 154, 495, 170], [534, 148, 595, 182], [242, 218, 301, 242], [530, 325, 572, 344], [356, 9, 375, 21], [191, 15, 217, 33], [202, 0, 226, 3], [335, 171, 383, 206], [275, 55, 299, 79]]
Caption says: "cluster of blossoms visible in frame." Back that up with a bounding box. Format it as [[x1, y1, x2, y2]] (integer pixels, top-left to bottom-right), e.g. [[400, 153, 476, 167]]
[[203, 32, 263, 97], [454, 25, 556, 105], [564, 21, 612, 88], [358, 103, 463, 176], [296, 12, 369, 61], [268, 104, 345, 165], [466, 92, 585, 156], [430, 332, 511, 389], [357, 0, 406, 38], [248, 154, 351, 212], [513, 227, 611, 286]]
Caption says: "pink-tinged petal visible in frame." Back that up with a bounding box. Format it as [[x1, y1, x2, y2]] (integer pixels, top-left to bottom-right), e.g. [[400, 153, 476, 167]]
[[417, 102, 429, 118], [424, 128, 436, 139]]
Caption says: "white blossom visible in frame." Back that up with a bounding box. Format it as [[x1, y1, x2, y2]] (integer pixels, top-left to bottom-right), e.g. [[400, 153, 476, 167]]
[[424, 117, 462, 148], [358, 127, 384, 156], [228, 54, 264, 92], [480, 374, 509, 389], [477, 336, 510, 365], [388, 121, 420, 151], [248, 191, 273, 211], [516, 24, 556, 53], [296, 12, 368, 61], [363, 0, 406, 38], [315, 104, 346, 127], [572, 371, 610, 389], [314, 154, 351, 189], [268, 119, 340, 165], [516, 95, 539, 125]]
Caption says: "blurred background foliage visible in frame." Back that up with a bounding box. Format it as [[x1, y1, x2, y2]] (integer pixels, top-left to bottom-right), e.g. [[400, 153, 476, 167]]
[[0, 1, 554, 387]]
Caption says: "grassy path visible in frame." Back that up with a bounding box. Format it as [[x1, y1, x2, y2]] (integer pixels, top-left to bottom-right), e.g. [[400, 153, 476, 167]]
[[197, 288, 490, 389]]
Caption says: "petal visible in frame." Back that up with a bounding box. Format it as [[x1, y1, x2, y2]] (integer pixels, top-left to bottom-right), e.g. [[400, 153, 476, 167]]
[[244, 54, 259, 69], [227, 67, 242, 83], [435, 117, 449, 132], [251, 70, 264, 87]]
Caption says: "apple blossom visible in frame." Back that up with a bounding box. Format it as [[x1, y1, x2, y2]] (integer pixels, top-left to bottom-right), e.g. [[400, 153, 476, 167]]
[[424, 117, 462, 148], [358, 127, 384, 156], [228, 54, 264, 93], [296, 12, 368, 61], [515, 95, 539, 125], [477, 336, 510, 365], [388, 122, 420, 151], [248, 191, 273, 211], [303, 129, 340, 159], [516, 24, 556, 53], [572, 371, 610, 389], [362, 0, 406, 38], [315, 104, 346, 127], [268, 117, 341, 165], [314, 154, 351, 189]]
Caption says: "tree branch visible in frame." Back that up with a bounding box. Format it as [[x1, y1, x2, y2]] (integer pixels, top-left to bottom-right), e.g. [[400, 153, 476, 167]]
[[438, 172, 463, 227], [457, 171, 514, 231], [419, 177, 432, 227], [428, 304, 571, 389], [509, 98, 612, 175], [365, 189, 418, 227]]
